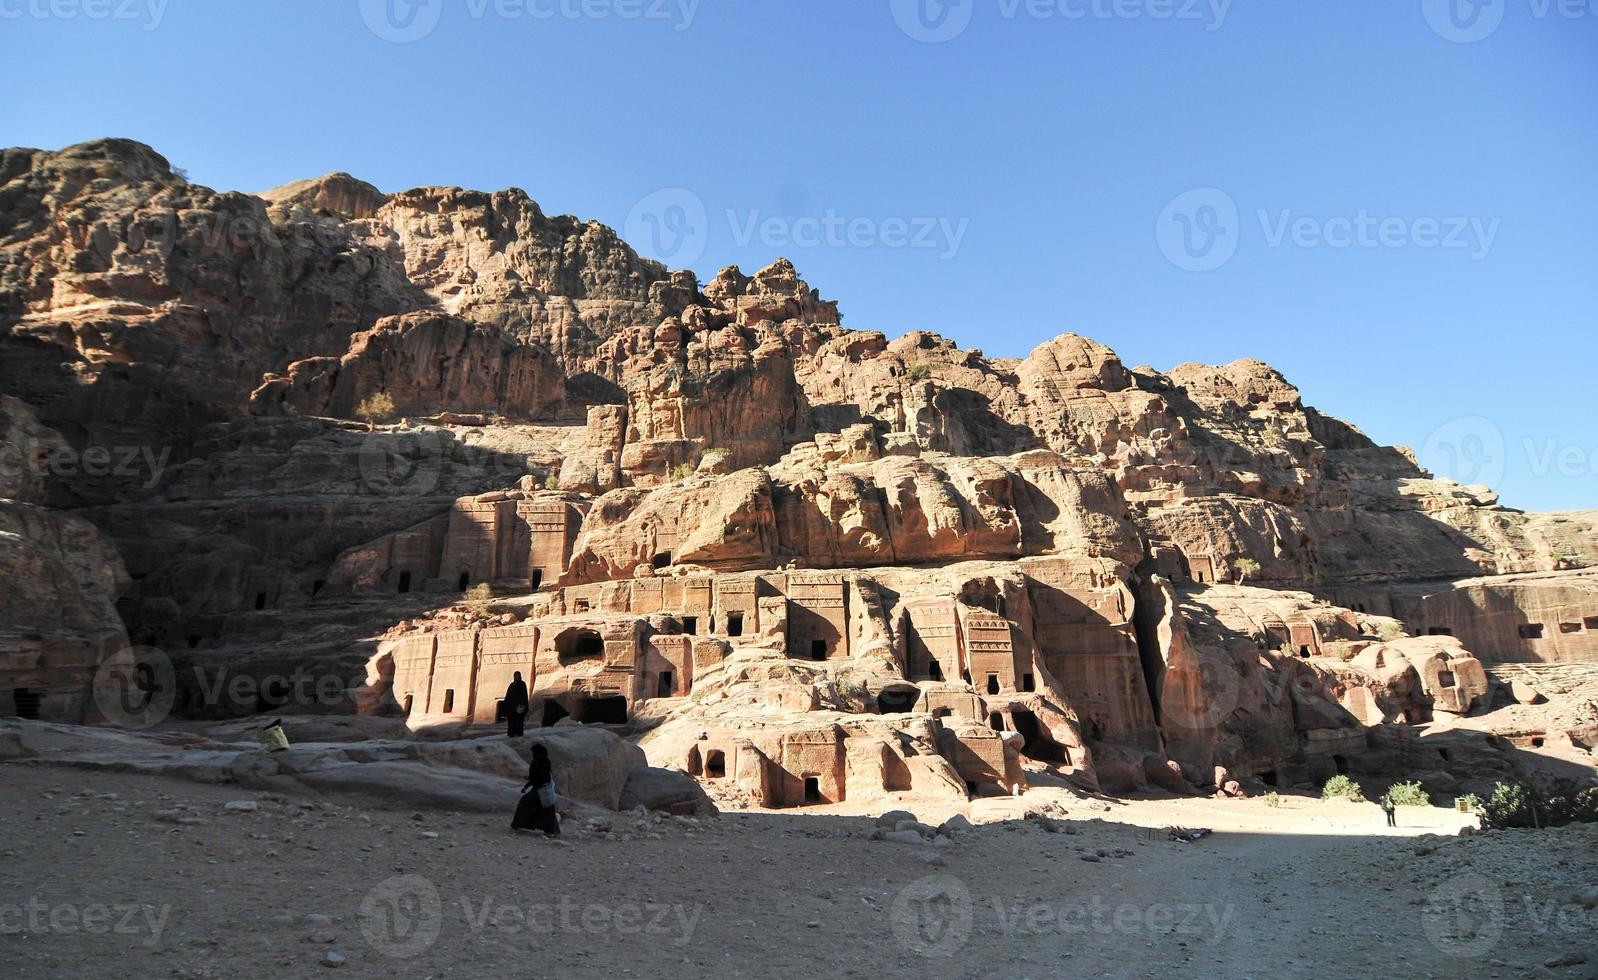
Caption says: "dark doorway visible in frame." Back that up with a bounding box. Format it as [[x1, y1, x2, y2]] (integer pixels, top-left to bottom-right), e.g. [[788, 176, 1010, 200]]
[[1022, 673, 1035, 692], [657, 671, 674, 698], [988, 712, 1004, 731], [877, 687, 918, 713], [726, 612, 743, 637], [1333, 754, 1349, 775], [458, 572, 470, 591], [12, 688, 42, 720], [1299, 645, 1311, 658], [682, 616, 697, 636], [571, 696, 628, 724], [254, 592, 267, 611], [1012, 710, 1069, 763], [986, 674, 1000, 695], [441, 689, 455, 714], [706, 750, 726, 778], [1260, 770, 1279, 787], [810, 640, 827, 660], [531, 569, 543, 590], [558, 629, 606, 663], [542, 699, 570, 727], [311, 579, 325, 597], [928, 659, 943, 681], [397, 571, 411, 594], [402, 694, 414, 717], [495, 699, 506, 721], [803, 776, 822, 804], [652, 552, 672, 569]]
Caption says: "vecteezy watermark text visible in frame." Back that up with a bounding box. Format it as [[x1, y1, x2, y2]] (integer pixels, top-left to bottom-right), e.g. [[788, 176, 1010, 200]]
[[360, 875, 702, 958], [0, 0, 167, 30], [891, 0, 1232, 43], [623, 187, 970, 267], [358, 0, 700, 43], [0, 436, 170, 491], [0, 898, 170, 947], [890, 875, 1233, 957], [1157, 188, 1501, 271]]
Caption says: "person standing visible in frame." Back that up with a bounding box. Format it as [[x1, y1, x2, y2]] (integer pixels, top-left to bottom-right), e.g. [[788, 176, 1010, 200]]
[[503, 672, 529, 738], [1381, 794, 1397, 828]]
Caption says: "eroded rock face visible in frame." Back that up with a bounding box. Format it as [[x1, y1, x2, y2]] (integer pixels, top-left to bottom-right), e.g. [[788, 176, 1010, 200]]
[[3, 138, 1594, 804], [0, 397, 130, 721]]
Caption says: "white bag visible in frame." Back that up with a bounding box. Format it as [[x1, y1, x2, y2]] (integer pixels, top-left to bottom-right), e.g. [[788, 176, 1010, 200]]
[[537, 781, 556, 808]]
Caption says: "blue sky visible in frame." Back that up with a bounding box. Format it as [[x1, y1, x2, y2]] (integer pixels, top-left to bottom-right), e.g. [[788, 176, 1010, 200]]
[[3, 0, 1594, 510]]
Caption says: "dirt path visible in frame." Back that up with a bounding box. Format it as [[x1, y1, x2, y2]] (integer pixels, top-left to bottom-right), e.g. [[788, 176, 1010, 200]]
[[1, 767, 1591, 979]]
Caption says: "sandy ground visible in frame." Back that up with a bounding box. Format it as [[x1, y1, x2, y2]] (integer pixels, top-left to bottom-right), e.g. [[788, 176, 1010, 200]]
[[2, 766, 1594, 980]]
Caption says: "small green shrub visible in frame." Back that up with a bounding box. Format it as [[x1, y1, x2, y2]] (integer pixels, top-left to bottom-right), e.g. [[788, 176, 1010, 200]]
[[1372, 619, 1407, 641], [1322, 774, 1365, 802], [355, 392, 396, 426], [1482, 779, 1598, 830], [1264, 792, 1282, 808], [1386, 781, 1430, 806], [464, 583, 493, 602], [542, 472, 560, 491], [670, 462, 696, 481], [906, 363, 933, 382]]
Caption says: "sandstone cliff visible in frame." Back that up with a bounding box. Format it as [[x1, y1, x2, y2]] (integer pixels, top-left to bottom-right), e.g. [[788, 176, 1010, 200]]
[[3, 138, 1593, 800]]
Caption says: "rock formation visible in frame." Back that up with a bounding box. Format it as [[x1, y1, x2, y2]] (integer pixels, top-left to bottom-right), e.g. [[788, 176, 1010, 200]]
[[3, 138, 1595, 803]]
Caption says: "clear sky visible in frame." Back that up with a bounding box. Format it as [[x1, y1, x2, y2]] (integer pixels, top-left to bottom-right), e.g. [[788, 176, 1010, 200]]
[[3, 0, 1594, 511]]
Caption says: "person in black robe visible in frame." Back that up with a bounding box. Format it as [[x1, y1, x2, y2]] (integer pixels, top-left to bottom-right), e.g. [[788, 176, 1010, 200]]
[[502, 672, 529, 738], [511, 744, 560, 835]]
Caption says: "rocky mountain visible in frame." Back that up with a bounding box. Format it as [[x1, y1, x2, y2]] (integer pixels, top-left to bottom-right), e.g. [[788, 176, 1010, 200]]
[[2, 138, 1594, 799]]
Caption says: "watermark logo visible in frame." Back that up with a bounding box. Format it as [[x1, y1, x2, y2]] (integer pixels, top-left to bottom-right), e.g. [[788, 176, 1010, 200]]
[[1421, 0, 1507, 41], [889, 876, 1236, 956], [93, 646, 177, 730], [892, 0, 1231, 42], [357, 429, 447, 496], [360, 0, 700, 42], [728, 210, 970, 260], [0, 0, 169, 31], [891, 874, 974, 957], [1419, 416, 1507, 488], [1156, 188, 1239, 273], [890, 0, 977, 42], [359, 0, 444, 42], [361, 875, 444, 958], [1422, 874, 1504, 958], [623, 187, 972, 266], [625, 188, 709, 268], [1158, 189, 1500, 271], [359, 877, 703, 956], [1157, 655, 1242, 731]]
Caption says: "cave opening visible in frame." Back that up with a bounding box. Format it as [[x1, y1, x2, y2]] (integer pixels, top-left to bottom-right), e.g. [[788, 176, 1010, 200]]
[[803, 776, 822, 804], [877, 687, 919, 714], [1012, 709, 1070, 763], [570, 696, 628, 725], [11, 688, 42, 720]]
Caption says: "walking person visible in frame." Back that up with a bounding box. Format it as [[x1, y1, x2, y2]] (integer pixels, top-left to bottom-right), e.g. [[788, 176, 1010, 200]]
[[502, 671, 529, 738], [511, 744, 560, 836], [1381, 794, 1397, 828]]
